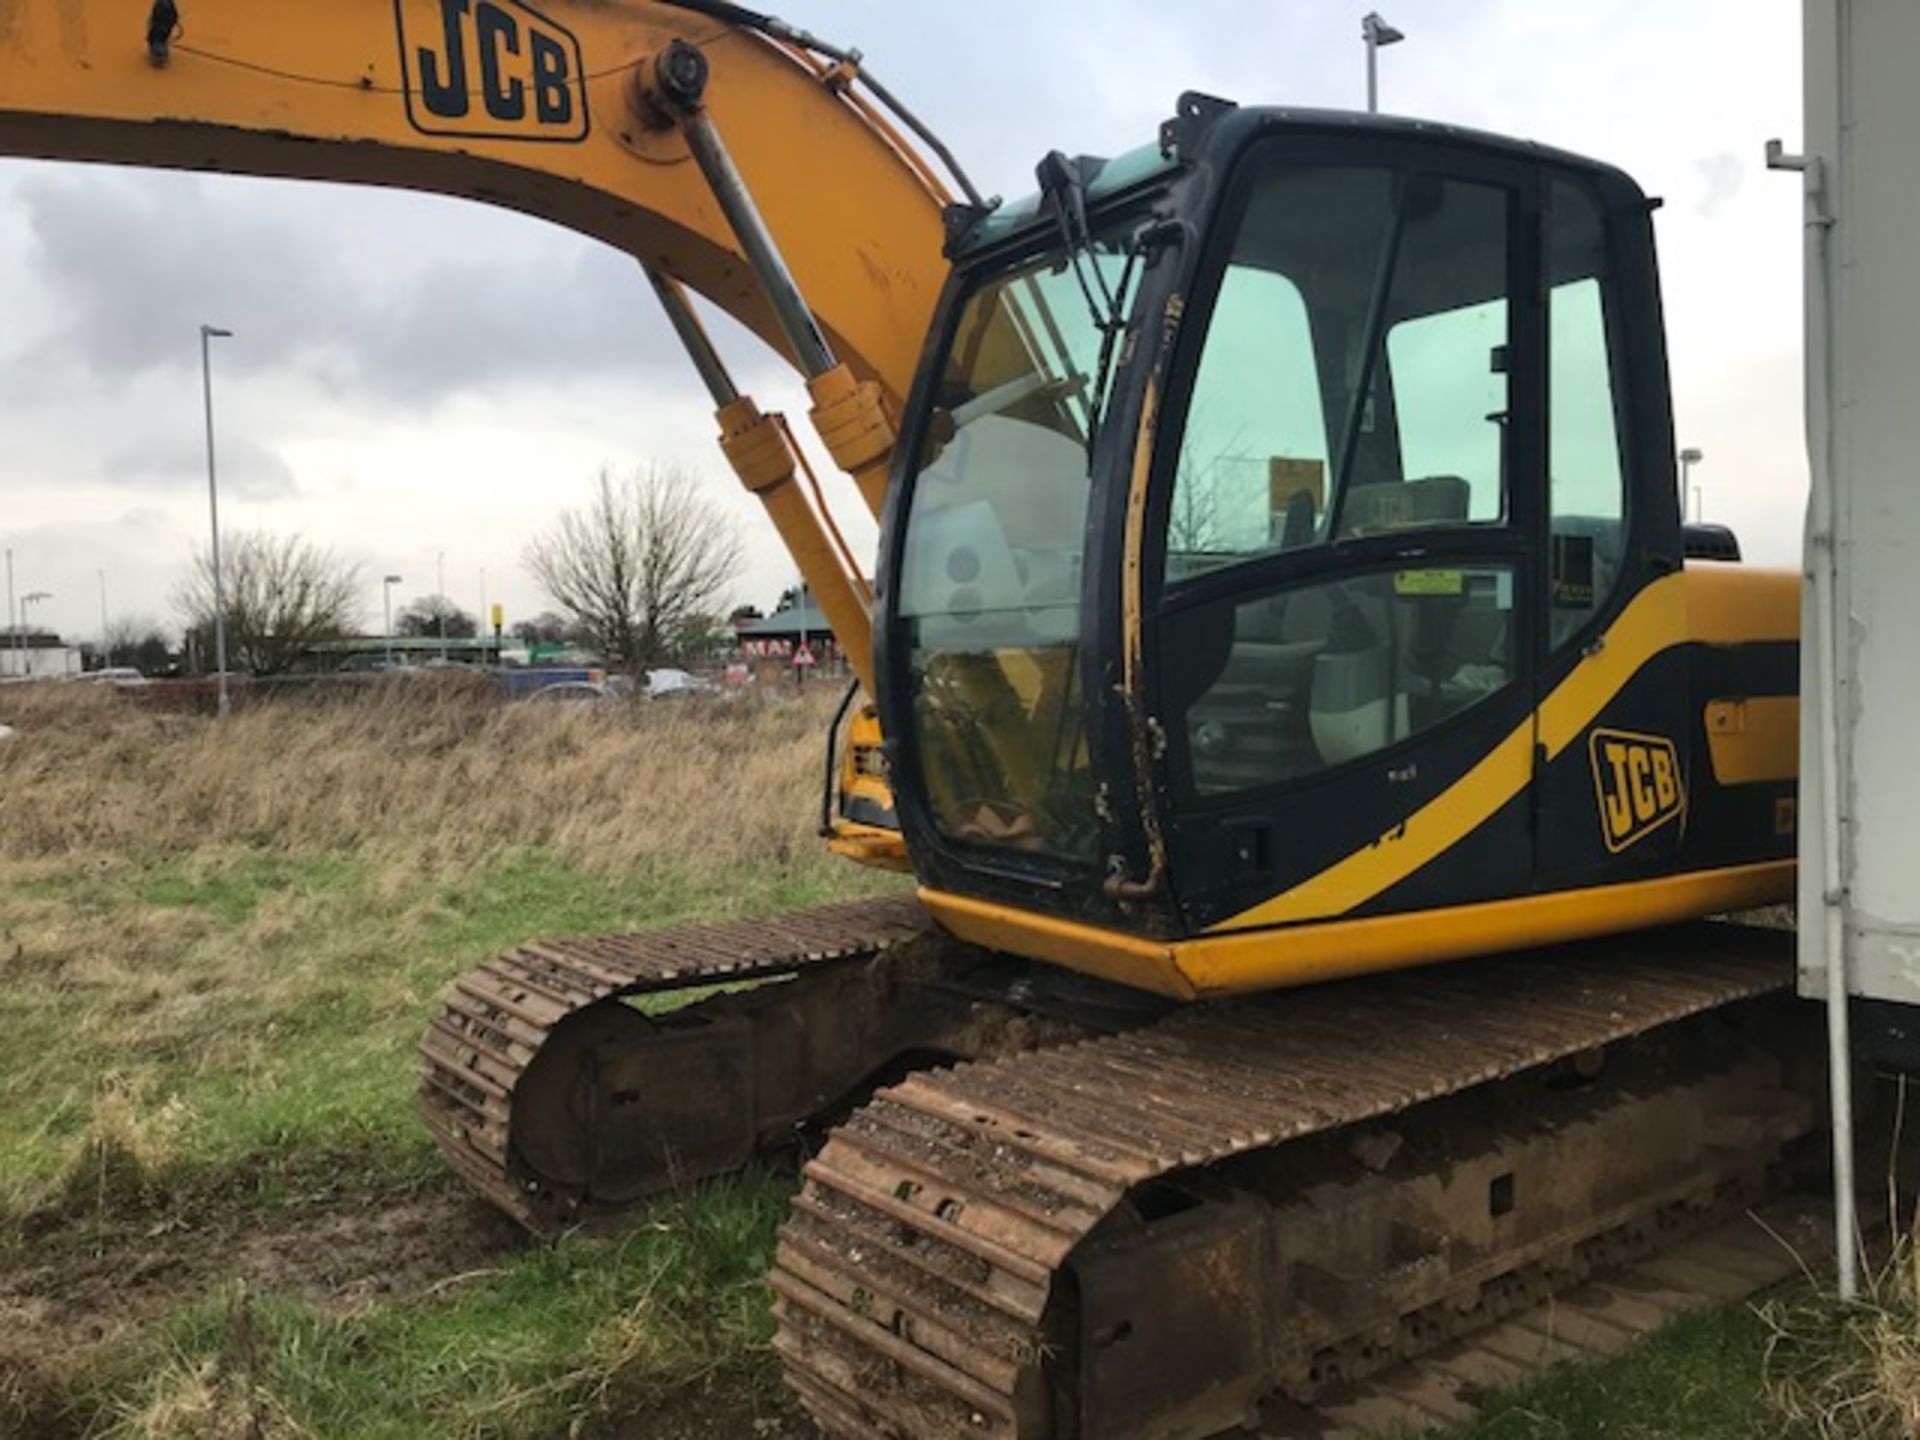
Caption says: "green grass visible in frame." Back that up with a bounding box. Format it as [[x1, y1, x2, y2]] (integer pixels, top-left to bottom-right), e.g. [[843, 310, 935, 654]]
[[81, 1176, 795, 1440], [0, 838, 859, 1439], [0, 843, 883, 1240], [1439, 1305, 1805, 1440]]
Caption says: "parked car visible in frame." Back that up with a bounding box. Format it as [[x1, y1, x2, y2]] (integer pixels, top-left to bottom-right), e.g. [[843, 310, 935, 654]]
[[644, 668, 718, 699], [78, 667, 152, 689], [525, 680, 619, 710], [497, 666, 606, 698], [336, 654, 409, 673]]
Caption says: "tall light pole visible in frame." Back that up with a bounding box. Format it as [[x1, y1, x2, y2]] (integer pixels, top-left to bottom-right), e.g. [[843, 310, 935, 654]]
[[383, 574, 403, 669], [1362, 11, 1405, 114], [1679, 446, 1705, 523], [4, 548, 14, 680], [201, 323, 235, 717], [436, 548, 448, 662], [20, 590, 50, 676], [98, 569, 110, 667]]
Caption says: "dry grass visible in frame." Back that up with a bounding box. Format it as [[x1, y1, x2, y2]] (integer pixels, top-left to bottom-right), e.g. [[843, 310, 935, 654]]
[[1765, 1212, 1920, 1438], [0, 680, 849, 883], [0, 681, 894, 1228], [0, 681, 871, 1436]]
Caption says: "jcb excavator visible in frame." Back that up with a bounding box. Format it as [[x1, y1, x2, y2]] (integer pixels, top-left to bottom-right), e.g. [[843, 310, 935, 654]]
[[3, 3, 1816, 1435]]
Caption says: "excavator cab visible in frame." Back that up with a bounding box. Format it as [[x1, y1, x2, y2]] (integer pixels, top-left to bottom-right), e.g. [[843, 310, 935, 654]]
[[880, 101, 1792, 994]]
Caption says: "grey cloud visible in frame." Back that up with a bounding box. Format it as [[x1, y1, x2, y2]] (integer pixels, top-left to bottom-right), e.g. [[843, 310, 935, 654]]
[[102, 435, 299, 502], [11, 170, 681, 406]]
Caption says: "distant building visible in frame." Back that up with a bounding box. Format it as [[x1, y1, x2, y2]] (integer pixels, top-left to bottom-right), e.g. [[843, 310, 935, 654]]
[[734, 588, 843, 673], [0, 630, 82, 680]]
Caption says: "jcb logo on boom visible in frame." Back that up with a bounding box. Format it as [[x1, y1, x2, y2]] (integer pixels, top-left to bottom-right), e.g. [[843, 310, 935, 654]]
[[1589, 728, 1686, 853], [396, 0, 589, 142]]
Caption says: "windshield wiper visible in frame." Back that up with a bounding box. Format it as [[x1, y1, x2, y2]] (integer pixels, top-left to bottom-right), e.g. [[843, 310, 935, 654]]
[[1036, 151, 1139, 453]]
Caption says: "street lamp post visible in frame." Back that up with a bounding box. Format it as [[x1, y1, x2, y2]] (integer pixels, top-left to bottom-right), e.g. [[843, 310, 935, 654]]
[[20, 590, 49, 677], [201, 323, 235, 717], [1679, 446, 1705, 523], [478, 566, 489, 663], [436, 549, 448, 662], [98, 569, 110, 667], [384, 574, 403, 669], [4, 548, 14, 680], [1362, 11, 1405, 114]]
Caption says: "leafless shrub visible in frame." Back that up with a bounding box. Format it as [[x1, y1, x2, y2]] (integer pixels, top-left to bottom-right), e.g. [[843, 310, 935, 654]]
[[524, 465, 742, 672], [172, 531, 362, 676]]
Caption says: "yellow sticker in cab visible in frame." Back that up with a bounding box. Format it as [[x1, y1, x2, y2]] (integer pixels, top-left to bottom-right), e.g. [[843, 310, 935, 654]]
[[1393, 569, 1465, 597], [1589, 728, 1686, 852], [396, 0, 590, 143]]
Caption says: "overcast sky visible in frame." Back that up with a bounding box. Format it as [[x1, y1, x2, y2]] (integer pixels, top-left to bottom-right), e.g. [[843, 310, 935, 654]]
[[0, 0, 1804, 644]]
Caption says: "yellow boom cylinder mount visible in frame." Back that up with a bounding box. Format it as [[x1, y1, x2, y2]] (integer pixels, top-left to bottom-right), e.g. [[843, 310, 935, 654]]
[[649, 39, 902, 520], [716, 395, 876, 691], [643, 266, 875, 692], [807, 364, 899, 518]]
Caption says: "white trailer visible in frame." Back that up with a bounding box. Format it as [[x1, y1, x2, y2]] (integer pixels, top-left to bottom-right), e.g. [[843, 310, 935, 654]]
[[1789, 0, 1920, 1299]]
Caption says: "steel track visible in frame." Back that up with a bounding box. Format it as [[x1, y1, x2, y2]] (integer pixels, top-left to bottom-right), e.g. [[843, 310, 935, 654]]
[[418, 893, 930, 1229], [770, 925, 1807, 1439]]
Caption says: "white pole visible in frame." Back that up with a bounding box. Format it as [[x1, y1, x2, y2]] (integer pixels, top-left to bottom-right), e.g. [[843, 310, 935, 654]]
[[20, 591, 49, 677], [201, 324, 234, 718], [437, 549, 447, 662], [1805, 157, 1859, 1303], [98, 569, 110, 667], [1769, 121, 1858, 1297], [1362, 12, 1403, 113], [384, 577, 397, 668], [4, 548, 14, 680]]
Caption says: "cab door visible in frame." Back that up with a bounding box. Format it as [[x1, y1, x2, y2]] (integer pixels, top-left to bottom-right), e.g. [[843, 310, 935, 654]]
[[1144, 136, 1548, 935], [1531, 174, 1690, 887]]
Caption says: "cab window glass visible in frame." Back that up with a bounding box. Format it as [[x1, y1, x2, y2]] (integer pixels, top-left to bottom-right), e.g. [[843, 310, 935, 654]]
[[1169, 269, 1327, 570], [1383, 295, 1507, 524], [1547, 180, 1628, 645], [1162, 564, 1518, 798], [1165, 166, 1510, 581], [897, 227, 1143, 860]]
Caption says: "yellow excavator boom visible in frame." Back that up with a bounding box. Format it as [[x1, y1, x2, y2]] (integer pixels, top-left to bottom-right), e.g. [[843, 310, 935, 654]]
[[0, 0, 957, 688]]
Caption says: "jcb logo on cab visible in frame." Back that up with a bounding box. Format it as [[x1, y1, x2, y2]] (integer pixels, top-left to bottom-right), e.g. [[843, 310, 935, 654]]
[[1589, 728, 1686, 853], [396, 0, 589, 143]]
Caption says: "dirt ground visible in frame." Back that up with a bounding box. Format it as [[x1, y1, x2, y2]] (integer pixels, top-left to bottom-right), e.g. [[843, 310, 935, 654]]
[[1, 1190, 504, 1431], [1, 1187, 811, 1438]]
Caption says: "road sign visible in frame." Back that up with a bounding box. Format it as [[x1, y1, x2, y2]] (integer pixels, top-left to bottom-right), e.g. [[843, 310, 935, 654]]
[[792, 644, 816, 668]]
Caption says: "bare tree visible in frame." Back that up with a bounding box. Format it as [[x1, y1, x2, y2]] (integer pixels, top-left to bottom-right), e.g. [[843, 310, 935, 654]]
[[395, 594, 478, 640], [172, 531, 362, 676], [524, 465, 743, 672], [1167, 451, 1226, 558]]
